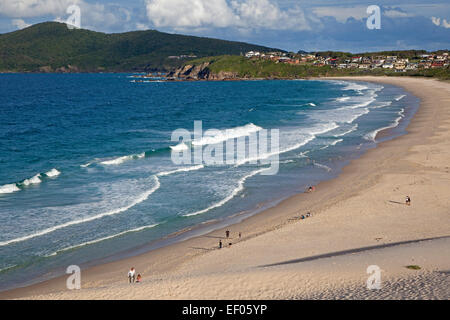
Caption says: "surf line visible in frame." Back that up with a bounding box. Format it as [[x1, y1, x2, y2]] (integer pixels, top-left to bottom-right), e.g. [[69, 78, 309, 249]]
[[0, 176, 161, 247]]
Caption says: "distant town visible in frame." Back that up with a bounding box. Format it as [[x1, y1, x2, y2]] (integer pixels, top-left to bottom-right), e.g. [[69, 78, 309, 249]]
[[243, 51, 450, 71]]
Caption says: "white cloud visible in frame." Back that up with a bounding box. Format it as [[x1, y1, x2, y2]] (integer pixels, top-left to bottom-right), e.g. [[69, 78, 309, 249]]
[[11, 19, 31, 30], [0, 0, 81, 18], [146, 0, 237, 28], [312, 6, 367, 23], [231, 0, 310, 30], [136, 23, 149, 31], [383, 8, 414, 18], [431, 16, 441, 26], [145, 0, 310, 30], [0, 0, 134, 32], [313, 6, 417, 22], [431, 16, 450, 28]]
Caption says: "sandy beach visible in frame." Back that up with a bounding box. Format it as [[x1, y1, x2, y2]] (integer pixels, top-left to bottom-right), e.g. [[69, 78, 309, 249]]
[[1, 76, 449, 300]]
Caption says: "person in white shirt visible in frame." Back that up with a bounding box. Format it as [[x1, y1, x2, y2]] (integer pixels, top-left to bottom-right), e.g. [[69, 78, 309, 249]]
[[128, 267, 136, 283]]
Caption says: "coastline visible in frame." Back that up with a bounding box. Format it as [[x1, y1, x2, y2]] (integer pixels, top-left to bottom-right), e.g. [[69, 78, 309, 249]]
[[1, 76, 449, 299]]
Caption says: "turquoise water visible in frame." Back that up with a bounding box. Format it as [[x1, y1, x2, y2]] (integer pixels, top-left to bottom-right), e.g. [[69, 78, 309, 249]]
[[0, 75, 419, 290]]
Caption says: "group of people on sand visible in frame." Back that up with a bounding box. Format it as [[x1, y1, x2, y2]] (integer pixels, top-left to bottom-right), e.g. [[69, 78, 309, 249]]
[[218, 229, 241, 249], [127, 267, 142, 284], [300, 212, 312, 220]]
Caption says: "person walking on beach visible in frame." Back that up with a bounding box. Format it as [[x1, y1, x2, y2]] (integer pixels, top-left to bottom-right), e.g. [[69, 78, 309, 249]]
[[406, 196, 411, 206], [219, 240, 222, 249], [136, 274, 142, 283], [238, 232, 242, 239], [128, 267, 136, 283], [226, 230, 230, 238]]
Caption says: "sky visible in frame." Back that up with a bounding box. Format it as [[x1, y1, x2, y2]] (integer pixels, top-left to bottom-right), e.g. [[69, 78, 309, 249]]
[[0, 0, 449, 52]]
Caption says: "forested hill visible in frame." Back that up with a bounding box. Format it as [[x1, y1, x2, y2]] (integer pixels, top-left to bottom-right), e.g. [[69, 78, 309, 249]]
[[0, 22, 281, 72]]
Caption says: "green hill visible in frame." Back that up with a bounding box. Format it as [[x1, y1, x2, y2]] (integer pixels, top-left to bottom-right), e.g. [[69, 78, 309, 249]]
[[170, 55, 450, 80], [0, 22, 281, 72]]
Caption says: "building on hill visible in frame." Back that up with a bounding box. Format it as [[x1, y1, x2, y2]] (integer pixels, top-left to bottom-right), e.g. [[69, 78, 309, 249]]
[[432, 61, 445, 68], [405, 63, 418, 70]]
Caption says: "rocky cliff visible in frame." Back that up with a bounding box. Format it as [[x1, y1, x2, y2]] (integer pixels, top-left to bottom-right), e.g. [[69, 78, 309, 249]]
[[168, 62, 239, 80]]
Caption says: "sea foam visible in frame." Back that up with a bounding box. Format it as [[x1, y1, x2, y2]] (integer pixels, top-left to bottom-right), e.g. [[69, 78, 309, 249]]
[[183, 167, 270, 217], [100, 152, 145, 165], [192, 123, 262, 146], [0, 184, 20, 194], [45, 168, 61, 177], [22, 174, 42, 186], [365, 108, 405, 142], [170, 142, 189, 151], [0, 175, 161, 247], [51, 223, 160, 255]]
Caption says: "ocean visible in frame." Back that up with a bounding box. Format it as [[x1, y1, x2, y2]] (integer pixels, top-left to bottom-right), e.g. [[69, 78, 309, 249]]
[[0, 74, 419, 291]]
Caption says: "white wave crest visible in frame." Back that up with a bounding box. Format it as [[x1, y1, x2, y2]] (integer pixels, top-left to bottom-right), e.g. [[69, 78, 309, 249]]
[[336, 96, 350, 102], [395, 95, 406, 101], [0, 184, 20, 194], [51, 223, 160, 255], [80, 162, 93, 168], [320, 139, 343, 150], [192, 123, 262, 146], [100, 152, 145, 165], [170, 142, 189, 151], [0, 176, 161, 247], [371, 101, 393, 109], [333, 124, 358, 137], [157, 164, 204, 177], [45, 168, 61, 177], [314, 162, 332, 172], [235, 122, 339, 166], [364, 108, 405, 142], [22, 174, 42, 186], [342, 82, 369, 92], [183, 168, 269, 217], [0, 264, 17, 273]]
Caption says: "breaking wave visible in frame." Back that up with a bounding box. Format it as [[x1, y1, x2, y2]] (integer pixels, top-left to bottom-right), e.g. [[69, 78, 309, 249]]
[[192, 123, 262, 146], [183, 167, 270, 217], [0, 168, 61, 194], [0, 176, 161, 247], [100, 152, 145, 165]]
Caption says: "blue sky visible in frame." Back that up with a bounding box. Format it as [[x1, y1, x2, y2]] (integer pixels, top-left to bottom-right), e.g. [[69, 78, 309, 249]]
[[0, 0, 449, 52]]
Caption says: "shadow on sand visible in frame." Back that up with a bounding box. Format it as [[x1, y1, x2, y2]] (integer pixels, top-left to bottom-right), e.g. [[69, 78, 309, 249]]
[[258, 236, 450, 268]]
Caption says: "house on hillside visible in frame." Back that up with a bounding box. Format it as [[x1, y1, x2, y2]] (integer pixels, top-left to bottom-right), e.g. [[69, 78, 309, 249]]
[[245, 51, 260, 58], [394, 62, 406, 71], [325, 58, 338, 66], [358, 64, 371, 69], [405, 63, 418, 70], [432, 61, 445, 68]]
